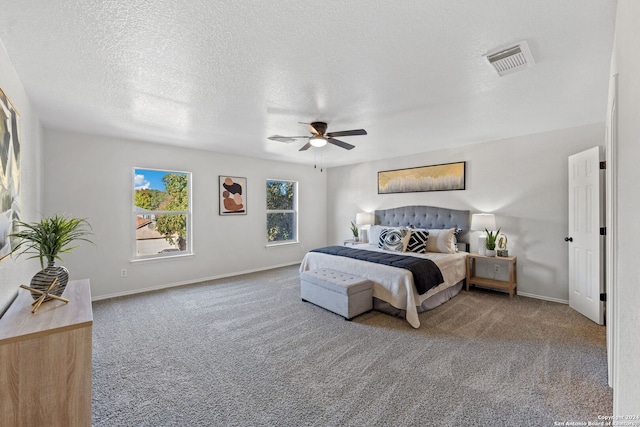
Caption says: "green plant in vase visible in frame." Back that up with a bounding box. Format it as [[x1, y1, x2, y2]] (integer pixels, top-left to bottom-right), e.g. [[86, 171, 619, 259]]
[[485, 228, 501, 256], [11, 214, 94, 301], [350, 221, 360, 241]]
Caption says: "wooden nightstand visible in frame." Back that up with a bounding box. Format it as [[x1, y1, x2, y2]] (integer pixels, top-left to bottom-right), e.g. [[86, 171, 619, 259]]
[[466, 253, 517, 298]]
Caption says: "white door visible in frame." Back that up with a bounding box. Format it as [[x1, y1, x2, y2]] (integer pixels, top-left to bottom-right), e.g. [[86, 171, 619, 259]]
[[567, 147, 604, 325]]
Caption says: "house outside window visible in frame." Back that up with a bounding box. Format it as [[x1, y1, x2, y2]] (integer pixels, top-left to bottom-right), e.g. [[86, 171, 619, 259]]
[[133, 168, 192, 259], [266, 179, 297, 244]]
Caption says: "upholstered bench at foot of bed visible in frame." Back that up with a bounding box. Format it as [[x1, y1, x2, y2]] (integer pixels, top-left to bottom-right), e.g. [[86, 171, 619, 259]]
[[300, 269, 373, 320]]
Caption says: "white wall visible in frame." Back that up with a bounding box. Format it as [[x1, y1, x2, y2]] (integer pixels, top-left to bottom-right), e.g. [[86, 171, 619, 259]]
[[43, 129, 327, 299], [327, 123, 604, 302], [611, 0, 640, 415], [0, 41, 43, 315]]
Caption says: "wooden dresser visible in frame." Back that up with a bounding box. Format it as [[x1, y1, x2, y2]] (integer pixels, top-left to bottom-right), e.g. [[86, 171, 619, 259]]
[[0, 279, 92, 427]]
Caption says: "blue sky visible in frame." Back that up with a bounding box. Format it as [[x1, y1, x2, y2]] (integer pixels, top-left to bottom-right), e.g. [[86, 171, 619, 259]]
[[134, 169, 186, 191]]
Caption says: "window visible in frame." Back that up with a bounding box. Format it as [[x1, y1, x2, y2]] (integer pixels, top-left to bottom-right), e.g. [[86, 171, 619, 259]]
[[266, 180, 297, 244], [133, 168, 192, 259]]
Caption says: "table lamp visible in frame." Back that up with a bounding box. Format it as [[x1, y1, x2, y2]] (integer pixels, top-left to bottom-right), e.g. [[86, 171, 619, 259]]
[[471, 213, 497, 256], [355, 212, 374, 243]]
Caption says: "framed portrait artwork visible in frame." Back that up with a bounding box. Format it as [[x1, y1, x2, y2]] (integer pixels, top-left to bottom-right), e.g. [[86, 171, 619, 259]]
[[219, 176, 246, 215]]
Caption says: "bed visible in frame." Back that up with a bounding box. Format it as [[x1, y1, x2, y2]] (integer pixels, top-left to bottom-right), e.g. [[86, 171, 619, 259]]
[[299, 206, 470, 328]]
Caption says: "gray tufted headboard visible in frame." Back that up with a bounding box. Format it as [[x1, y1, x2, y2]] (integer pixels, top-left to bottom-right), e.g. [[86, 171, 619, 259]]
[[374, 205, 470, 241]]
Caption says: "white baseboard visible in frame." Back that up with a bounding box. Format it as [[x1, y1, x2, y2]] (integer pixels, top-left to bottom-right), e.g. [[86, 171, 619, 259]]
[[92, 263, 571, 307], [517, 291, 569, 305], [91, 261, 301, 301]]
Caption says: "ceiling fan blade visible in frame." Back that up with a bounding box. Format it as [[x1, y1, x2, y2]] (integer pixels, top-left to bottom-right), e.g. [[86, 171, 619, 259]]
[[327, 138, 355, 150], [268, 135, 309, 142], [299, 142, 313, 151], [326, 129, 367, 138]]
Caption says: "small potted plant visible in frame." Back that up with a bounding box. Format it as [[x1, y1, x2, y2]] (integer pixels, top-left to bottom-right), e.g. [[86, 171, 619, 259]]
[[485, 228, 501, 257], [11, 214, 94, 301], [350, 221, 360, 242]]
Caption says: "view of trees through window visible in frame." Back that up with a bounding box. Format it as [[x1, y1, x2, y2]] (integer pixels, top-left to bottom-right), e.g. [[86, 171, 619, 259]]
[[134, 169, 191, 257], [266, 180, 297, 243]]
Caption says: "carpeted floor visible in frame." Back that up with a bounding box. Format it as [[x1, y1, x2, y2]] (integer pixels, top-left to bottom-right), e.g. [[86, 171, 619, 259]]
[[91, 265, 612, 426]]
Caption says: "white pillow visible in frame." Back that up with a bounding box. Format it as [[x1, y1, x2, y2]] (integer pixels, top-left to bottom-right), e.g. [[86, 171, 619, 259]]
[[425, 228, 457, 254], [368, 225, 383, 245], [378, 228, 411, 252]]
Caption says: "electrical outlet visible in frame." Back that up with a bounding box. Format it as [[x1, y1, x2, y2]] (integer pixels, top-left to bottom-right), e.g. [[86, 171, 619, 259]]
[[120, 269, 127, 278], [493, 264, 501, 274]]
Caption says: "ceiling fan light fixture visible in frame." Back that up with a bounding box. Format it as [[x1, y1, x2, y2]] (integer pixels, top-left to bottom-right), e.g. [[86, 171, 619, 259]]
[[310, 135, 327, 147], [272, 121, 366, 152]]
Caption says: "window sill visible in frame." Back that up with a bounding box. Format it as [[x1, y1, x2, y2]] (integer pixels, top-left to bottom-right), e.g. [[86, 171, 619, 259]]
[[130, 252, 194, 264], [265, 241, 299, 248]]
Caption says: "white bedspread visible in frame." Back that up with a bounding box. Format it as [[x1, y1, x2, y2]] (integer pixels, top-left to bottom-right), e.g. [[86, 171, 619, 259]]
[[299, 244, 468, 328]]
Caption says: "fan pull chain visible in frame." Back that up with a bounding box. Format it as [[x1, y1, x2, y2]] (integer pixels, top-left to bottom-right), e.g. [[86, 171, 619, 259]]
[[313, 150, 323, 172]]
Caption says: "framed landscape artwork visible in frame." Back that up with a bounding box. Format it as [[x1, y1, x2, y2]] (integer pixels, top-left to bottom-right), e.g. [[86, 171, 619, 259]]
[[219, 176, 246, 215], [0, 88, 21, 261], [378, 161, 466, 194]]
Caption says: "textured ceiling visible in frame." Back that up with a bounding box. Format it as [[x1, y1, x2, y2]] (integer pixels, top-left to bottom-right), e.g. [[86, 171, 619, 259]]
[[0, 1, 617, 168]]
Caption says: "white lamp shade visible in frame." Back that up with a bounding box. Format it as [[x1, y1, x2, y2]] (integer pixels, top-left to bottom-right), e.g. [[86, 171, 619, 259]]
[[355, 212, 374, 226], [470, 213, 497, 231]]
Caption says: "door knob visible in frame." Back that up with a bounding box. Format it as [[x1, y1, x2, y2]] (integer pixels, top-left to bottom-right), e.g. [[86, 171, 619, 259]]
[[564, 237, 573, 242]]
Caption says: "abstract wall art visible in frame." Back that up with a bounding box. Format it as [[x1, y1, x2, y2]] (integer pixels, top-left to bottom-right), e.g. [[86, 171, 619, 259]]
[[0, 88, 21, 261], [378, 161, 466, 194], [219, 176, 246, 215]]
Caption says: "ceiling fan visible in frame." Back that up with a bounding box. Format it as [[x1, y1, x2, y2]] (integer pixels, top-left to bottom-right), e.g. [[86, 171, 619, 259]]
[[268, 121, 367, 151]]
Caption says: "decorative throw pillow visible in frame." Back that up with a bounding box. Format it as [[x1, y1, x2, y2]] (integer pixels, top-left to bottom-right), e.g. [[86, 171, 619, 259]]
[[425, 228, 457, 253], [406, 229, 429, 253], [378, 228, 411, 252], [370, 226, 402, 245]]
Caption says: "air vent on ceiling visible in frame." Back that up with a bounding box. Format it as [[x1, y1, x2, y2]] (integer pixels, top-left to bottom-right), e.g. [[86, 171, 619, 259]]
[[485, 40, 535, 76]]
